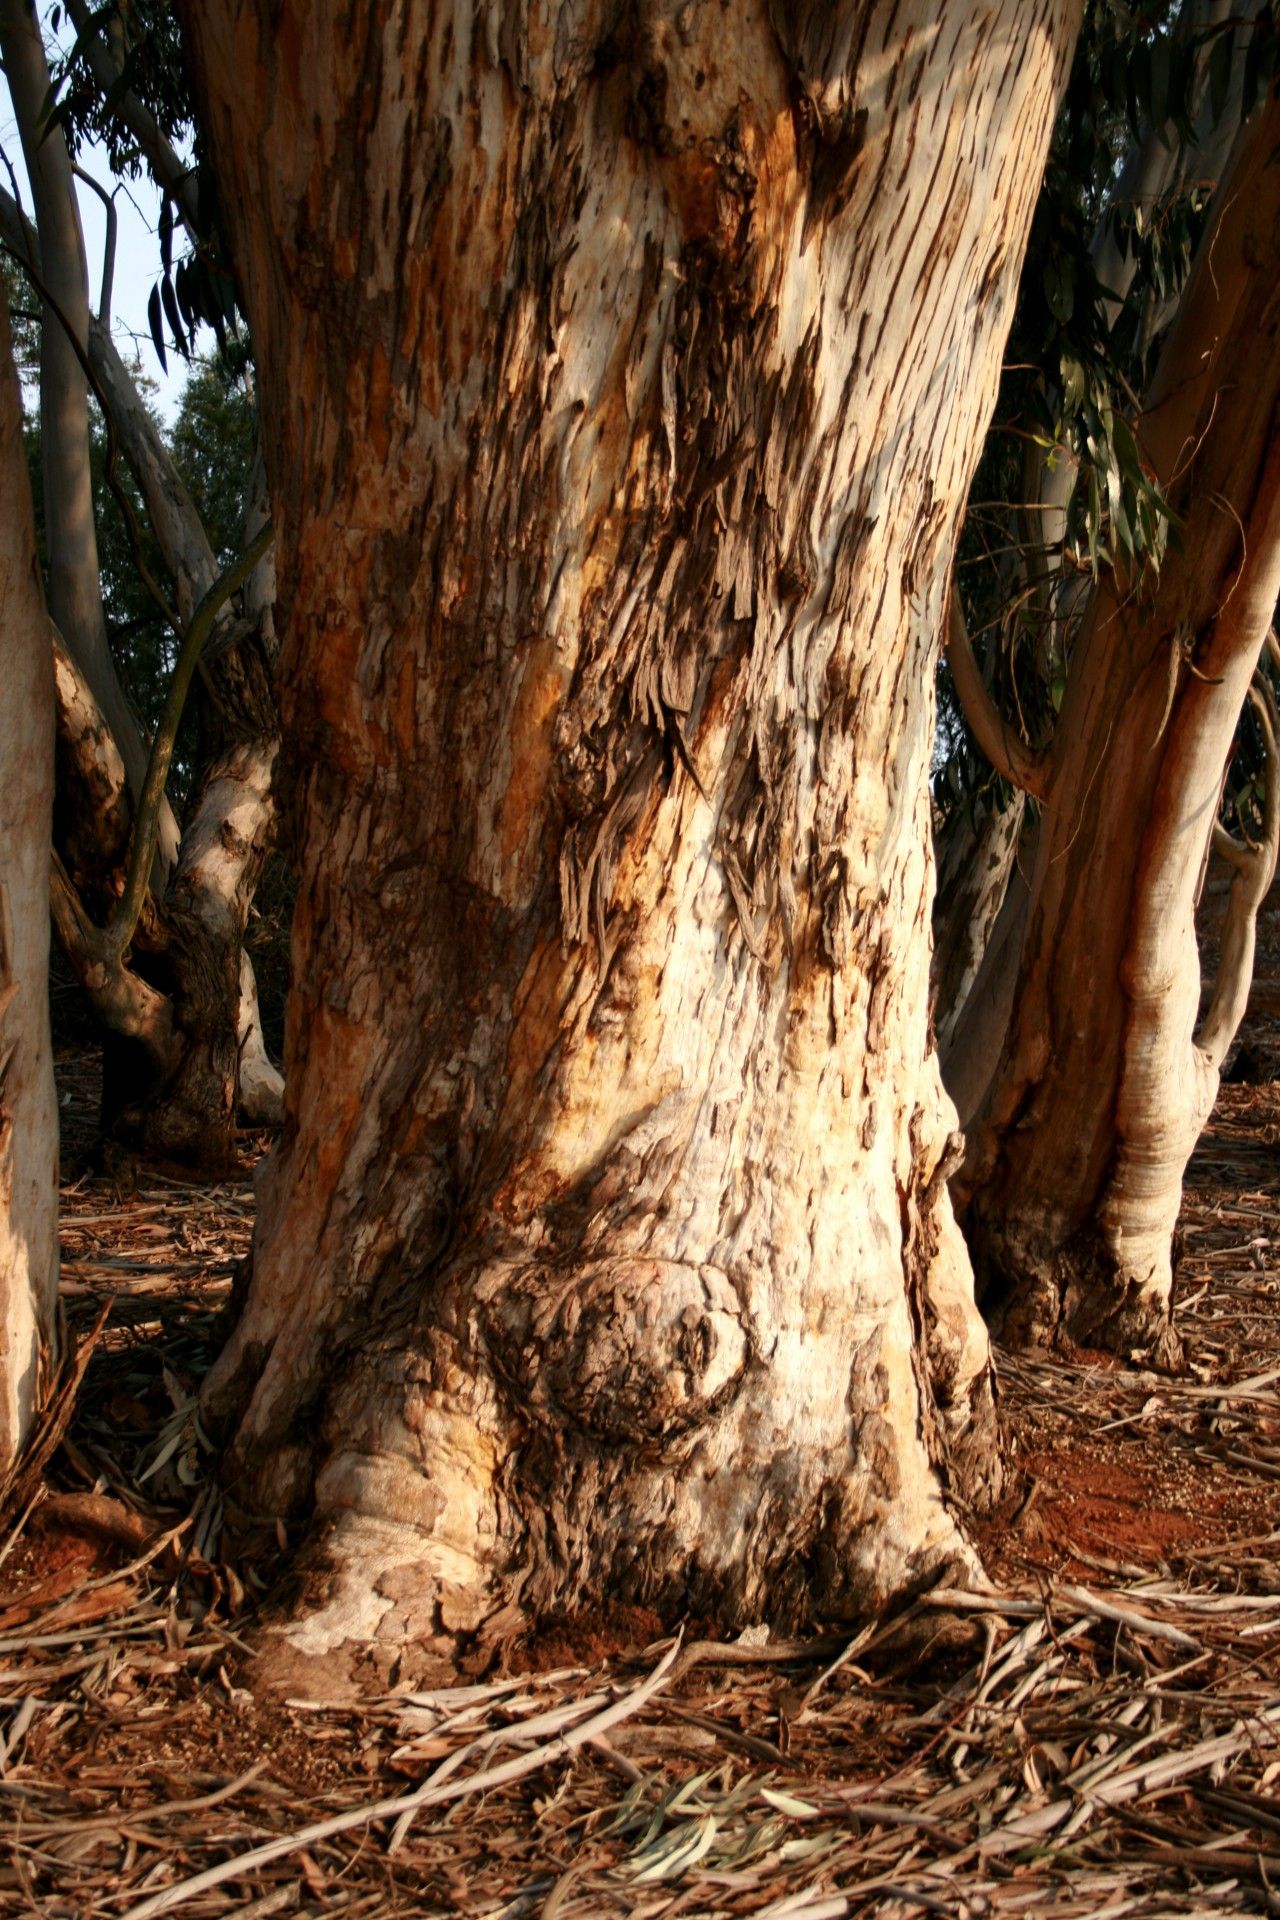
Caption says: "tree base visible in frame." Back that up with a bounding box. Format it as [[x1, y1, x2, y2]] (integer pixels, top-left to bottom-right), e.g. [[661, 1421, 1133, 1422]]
[[210, 1239, 1002, 1664], [978, 1228, 1185, 1372]]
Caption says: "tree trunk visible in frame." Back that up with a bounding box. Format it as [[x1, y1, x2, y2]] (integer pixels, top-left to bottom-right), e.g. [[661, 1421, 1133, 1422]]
[[236, 950, 284, 1126], [932, 788, 1026, 1053], [960, 100, 1280, 1365], [138, 736, 278, 1168], [132, 472, 282, 1171], [48, 615, 279, 1171], [0, 0, 178, 872], [183, 0, 1079, 1662], [0, 298, 58, 1478], [941, 816, 1036, 1129]]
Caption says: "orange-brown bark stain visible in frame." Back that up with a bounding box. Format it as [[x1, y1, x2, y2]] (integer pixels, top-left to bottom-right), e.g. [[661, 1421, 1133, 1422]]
[[498, 639, 568, 873]]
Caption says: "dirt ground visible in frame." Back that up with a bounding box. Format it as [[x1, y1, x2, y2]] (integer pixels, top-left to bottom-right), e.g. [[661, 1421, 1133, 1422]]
[[1, 907, 1278, 1919]]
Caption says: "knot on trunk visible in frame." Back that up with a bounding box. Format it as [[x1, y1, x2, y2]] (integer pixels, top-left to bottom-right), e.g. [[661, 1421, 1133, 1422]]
[[485, 1256, 751, 1444]]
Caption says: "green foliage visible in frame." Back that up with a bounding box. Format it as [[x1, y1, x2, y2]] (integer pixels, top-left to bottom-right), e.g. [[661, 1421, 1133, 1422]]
[[43, 2, 193, 175], [169, 349, 256, 567], [1019, 2, 1277, 581], [42, 3, 243, 366]]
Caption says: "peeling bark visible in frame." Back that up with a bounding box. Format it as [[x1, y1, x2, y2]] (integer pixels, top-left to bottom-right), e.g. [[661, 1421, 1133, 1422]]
[[961, 100, 1280, 1364], [0, 298, 58, 1477], [183, 0, 1079, 1658]]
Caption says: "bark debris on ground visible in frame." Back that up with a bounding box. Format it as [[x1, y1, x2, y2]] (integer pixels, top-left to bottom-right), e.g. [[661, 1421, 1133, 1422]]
[[0, 1039, 1277, 1919]]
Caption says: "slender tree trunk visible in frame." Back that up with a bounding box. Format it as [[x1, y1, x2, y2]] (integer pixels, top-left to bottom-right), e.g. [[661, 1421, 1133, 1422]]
[[140, 736, 278, 1167], [960, 100, 1280, 1364], [932, 789, 1026, 1056], [0, 299, 58, 1477], [0, 0, 179, 872], [942, 818, 1036, 1129], [133, 471, 282, 1170], [936, 0, 1251, 1074], [183, 0, 1079, 1663]]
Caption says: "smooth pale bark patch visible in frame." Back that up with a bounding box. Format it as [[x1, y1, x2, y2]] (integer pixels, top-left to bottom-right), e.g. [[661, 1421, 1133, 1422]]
[[143, 739, 280, 1168], [0, 299, 58, 1476], [237, 952, 284, 1126], [182, 0, 1080, 1665]]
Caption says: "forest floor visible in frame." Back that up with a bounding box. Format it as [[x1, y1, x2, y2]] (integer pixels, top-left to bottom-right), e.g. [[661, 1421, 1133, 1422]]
[[2, 923, 1279, 1918]]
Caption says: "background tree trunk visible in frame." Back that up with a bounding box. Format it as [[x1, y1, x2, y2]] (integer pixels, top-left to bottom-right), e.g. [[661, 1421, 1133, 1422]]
[[960, 100, 1280, 1364], [0, 157, 282, 1169], [0, 0, 179, 871], [183, 0, 1079, 1665], [0, 298, 58, 1478]]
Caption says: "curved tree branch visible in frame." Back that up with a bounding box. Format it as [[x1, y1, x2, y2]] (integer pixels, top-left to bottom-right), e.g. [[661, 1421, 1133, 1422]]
[[49, 852, 179, 1069], [70, 163, 116, 326], [946, 595, 1052, 802]]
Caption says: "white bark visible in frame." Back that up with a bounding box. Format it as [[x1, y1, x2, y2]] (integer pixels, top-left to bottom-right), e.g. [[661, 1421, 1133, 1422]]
[[237, 950, 283, 1125], [140, 736, 279, 1163], [0, 298, 58, 1478]]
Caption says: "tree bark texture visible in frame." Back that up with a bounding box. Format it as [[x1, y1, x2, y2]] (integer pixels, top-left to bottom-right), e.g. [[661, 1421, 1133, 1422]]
[[138, 736, 279, 1167], [48, 625, 279, 1169], [0, 298, 58, 1478], [236, 949, 284, 1126], [960, 99, 1280, 1365], [183, 0, 1079, 1658]]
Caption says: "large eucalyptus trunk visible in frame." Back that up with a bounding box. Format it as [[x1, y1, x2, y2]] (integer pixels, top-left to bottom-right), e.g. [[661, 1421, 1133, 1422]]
[[0, 299, 58, 1477], [182, 0, 1078, 1663], [960, 100, 1280, 1365]]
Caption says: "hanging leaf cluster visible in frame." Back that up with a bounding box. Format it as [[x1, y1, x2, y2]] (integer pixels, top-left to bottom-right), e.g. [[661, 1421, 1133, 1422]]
[[146, 184, 239, 370]]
